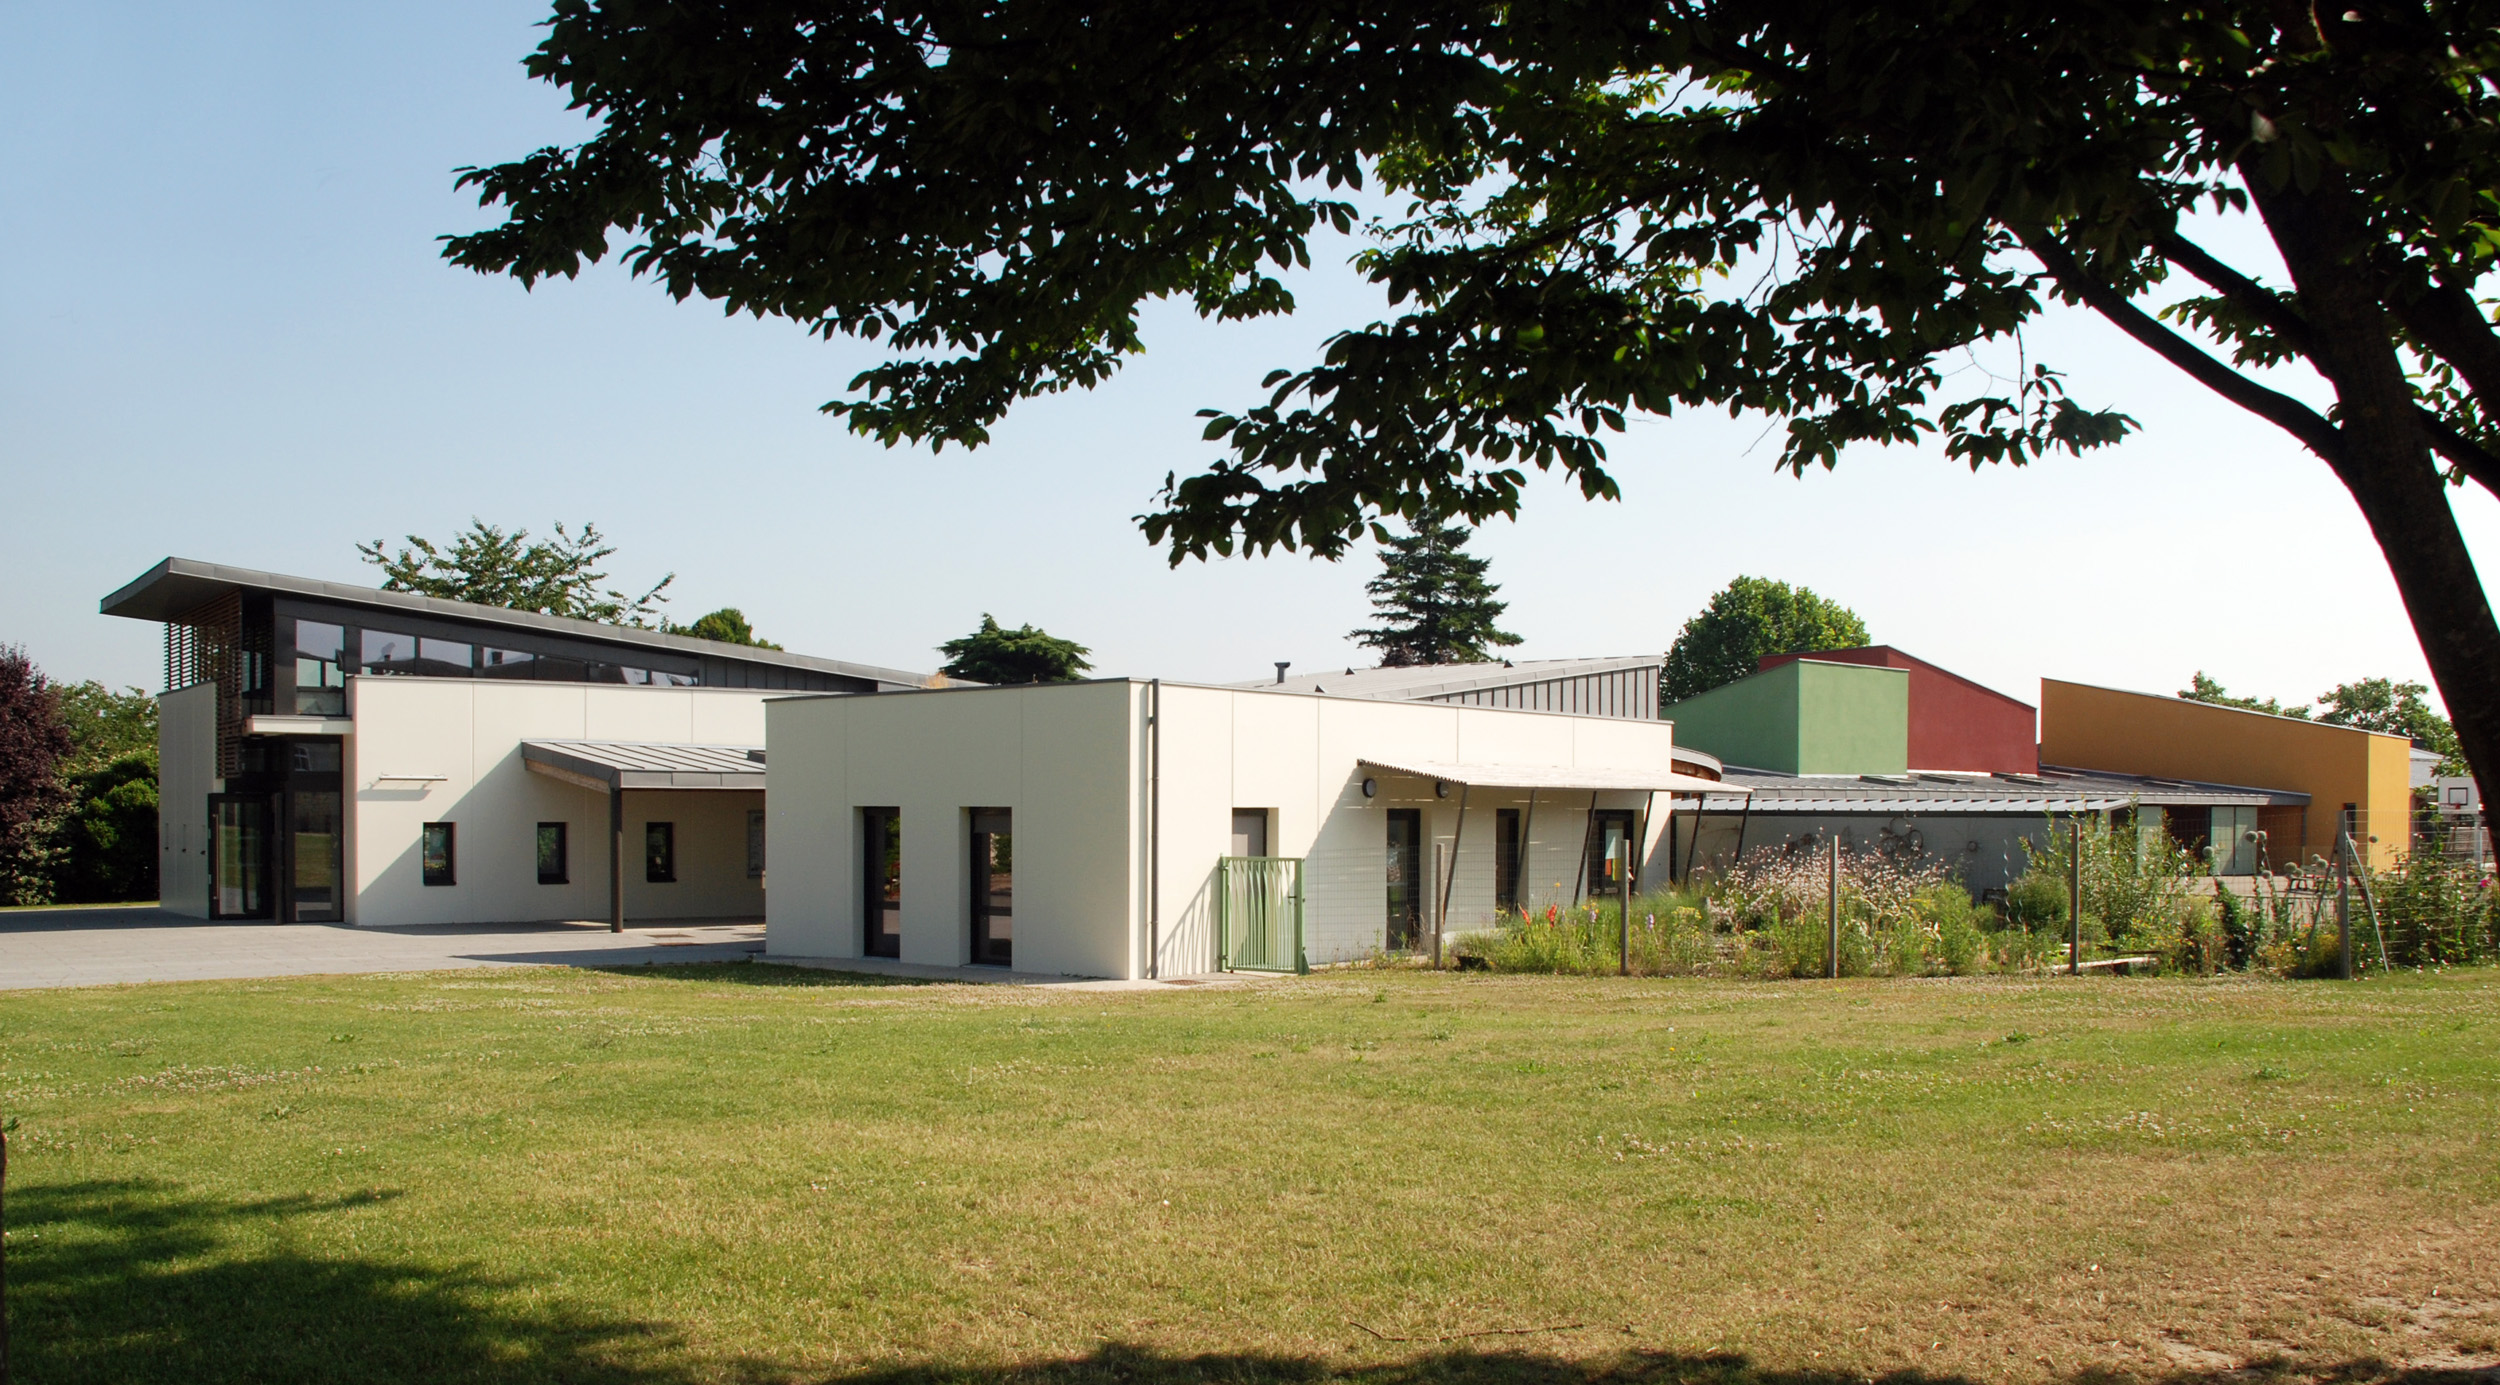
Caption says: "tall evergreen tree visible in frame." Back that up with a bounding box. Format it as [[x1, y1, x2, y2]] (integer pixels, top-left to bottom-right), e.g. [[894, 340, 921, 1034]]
[[1350, 512, 1521, 668]]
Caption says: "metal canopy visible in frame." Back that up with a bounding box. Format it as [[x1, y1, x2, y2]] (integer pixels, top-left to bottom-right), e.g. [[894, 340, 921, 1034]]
[[1357, 757, 1742, 796], [522, 740, 767, 792]]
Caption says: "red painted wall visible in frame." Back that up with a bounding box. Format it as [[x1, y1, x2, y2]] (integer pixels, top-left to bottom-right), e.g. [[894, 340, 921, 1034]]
[[1757, 646, 2036, 773]]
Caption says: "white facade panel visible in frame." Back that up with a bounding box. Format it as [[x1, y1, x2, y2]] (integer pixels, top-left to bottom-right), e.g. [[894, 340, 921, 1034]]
[[767, 680, 1683, 979], [347, 678, 770, 927]]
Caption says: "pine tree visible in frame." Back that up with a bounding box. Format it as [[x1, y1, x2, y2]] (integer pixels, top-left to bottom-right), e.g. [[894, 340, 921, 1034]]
[[1350, 511, 1522, 667]]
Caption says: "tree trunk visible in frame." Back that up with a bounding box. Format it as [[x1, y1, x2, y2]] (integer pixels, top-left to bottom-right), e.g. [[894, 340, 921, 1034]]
[[2248, 172, 2500, 808]]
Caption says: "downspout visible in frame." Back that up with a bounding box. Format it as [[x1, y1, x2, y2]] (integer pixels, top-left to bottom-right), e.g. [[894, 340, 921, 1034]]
[[1145, 680, 1161, 978], [608, 781, 625, 933]]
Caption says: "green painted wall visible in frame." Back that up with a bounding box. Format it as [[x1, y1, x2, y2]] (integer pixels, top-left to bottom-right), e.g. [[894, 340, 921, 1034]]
[[1662, 660, 1907, 775], [1794, 661, 1908, 774]]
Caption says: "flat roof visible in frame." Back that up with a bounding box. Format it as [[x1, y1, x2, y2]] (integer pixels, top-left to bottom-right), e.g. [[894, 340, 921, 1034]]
[[101, 557, 931, 689], [1687, 763, 2308, 813], [1238, 655, 1658, 701], [1358, 757, 1738, 795]]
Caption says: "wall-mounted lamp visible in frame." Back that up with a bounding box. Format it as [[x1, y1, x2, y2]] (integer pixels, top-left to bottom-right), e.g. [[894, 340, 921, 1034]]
[[1435, 781, 1451, 799], [1361, 777, 1378, 798]]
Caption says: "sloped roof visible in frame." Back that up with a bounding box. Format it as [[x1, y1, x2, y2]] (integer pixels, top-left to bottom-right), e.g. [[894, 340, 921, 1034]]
[[1685, 763, 2307, 814], [101, 556, 931, 689], [1238, 655, 1657, 700], [1357, 757, 1738, 795], [522, 740, 767, 791]]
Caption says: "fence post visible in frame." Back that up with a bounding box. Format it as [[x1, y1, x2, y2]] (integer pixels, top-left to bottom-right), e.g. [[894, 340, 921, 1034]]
[[1826, 834, 1840, 980], [2068, 819, 2083, 976], [2336, 830, 2354, 981]]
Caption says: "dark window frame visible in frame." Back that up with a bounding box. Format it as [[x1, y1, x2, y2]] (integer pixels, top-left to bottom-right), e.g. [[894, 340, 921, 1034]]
[[645, 821, 676, 883], [421, 821, 456, 887], [1495, 807, 1523, 914], [537, 822, 568, 885]]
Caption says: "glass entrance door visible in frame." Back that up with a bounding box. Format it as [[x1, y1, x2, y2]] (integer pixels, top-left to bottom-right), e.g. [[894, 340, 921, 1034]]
[[209, 795, 272, 919], [287, 789, 343, 923], [1385, 808, 1423, 950], [970, 809, 1012, 967]]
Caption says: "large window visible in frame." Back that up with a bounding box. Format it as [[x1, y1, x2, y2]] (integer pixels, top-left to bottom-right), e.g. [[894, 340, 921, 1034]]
[[645, 822, 676, 883], [1385, 808, 1422, 950], [421, 822, 456, 886], [970, 809, 1012, 966], [294, 621, 347, 715], [861, 808, 901, 958], [1584, 810, 1635, 899], [537, 822, 568, 884]]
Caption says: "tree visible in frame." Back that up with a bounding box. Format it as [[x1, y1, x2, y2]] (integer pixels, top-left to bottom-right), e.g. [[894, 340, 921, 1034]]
[[937, 616, 1092, 685], [2179, 672, 2312, 721], [0, 646, 73, 906], [358, 520, 673, 626], [442, 3, 2500, 797], [665, 608, 781, 650], [1663, 577, 1868, 703], [49, 684, 160, 903], [1349, 509, 1521, 666]]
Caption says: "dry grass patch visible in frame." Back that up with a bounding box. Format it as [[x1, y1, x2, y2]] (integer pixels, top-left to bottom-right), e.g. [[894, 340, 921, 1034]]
[[0, 963, 2494, 1385]]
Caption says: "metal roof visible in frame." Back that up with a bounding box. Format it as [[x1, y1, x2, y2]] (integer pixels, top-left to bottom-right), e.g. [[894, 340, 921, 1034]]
[[1241, 655, 1658, 701], [1680, 763, 2307, 814], [522, 740, 767, 791], [100, 557, 932, 690], [1358, 757, 1742, 795]]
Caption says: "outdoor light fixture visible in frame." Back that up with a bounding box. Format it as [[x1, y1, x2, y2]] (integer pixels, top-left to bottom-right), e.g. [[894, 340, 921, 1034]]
[[1361, 778, 1378, 798], [1435, 781, 1450, 799]]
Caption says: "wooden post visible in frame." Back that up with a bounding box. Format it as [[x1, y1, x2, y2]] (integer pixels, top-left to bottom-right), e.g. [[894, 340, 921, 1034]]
[[2068, 819, 2083, 976], [1619, 840, 1632, 976], [1431, 840, 1447, 969], [1826, 834, 1840, 980]]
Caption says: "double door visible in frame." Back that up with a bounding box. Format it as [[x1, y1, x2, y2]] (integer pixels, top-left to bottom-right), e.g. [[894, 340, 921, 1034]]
[[208, 784, 342, 923]]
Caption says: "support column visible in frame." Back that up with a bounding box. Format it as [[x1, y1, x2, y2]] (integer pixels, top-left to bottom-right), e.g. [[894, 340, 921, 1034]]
[[609, 784, 625, 933]]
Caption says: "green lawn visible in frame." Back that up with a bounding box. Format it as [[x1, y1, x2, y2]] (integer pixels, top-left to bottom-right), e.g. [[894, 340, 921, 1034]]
[[3, 963, 2496, 1385]]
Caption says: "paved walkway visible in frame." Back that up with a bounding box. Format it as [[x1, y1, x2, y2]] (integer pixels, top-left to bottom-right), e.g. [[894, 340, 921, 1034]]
[[0, 905, 1261, 993], [0, 905, 766, 990]]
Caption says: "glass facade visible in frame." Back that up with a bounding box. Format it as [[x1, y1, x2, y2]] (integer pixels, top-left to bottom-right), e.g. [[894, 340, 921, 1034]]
[[295, 621, 347, 715]]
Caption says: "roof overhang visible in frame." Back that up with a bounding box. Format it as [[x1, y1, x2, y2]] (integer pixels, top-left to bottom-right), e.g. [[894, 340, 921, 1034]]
[[101, 556, 932, 689], [1357, 757, 1742, 795], [522, 740, 767, 792]]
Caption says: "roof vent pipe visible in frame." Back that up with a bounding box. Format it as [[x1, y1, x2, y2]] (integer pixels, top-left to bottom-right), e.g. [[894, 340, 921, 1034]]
[[1274, 661, 1290, 684]]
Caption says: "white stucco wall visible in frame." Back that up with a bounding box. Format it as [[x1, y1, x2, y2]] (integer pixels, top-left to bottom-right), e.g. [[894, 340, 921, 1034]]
[[156, 683, 218, 917], [766, 680, 1683, 979], [347, 677, 772, 926], [765, 680, 1143, 976]]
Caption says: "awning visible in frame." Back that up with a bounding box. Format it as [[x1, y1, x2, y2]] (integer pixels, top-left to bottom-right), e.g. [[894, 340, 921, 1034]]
[[1357, 758, 1744, 796], [522, 740, 767, 792]]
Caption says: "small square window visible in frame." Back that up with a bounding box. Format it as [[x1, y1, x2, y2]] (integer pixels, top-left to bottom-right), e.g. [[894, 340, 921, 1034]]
[[421, 822, 456, 886], [645, 822, 676, 883], [537, 822, 568, 884]]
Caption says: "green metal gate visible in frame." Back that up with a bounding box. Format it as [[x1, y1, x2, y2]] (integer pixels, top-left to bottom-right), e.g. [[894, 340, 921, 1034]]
[[1217, 856, 1306, 973]]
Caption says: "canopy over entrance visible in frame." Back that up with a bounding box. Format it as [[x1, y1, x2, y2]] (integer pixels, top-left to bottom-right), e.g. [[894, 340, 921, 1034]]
[[1355, 758, 1741, 797], [522, 740, 767, 792], [521, 741, 765, 933]]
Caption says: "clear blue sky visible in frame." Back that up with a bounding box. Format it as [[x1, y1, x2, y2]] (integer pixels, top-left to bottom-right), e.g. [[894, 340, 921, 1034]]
[[5, 1, 2492, 715]]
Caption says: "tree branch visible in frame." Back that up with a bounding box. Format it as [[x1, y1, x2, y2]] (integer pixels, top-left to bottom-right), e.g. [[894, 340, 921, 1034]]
[[2157, 232, 2500, 496], [2392, 279, 2500, 414], [2020, 230, 2351, 466]]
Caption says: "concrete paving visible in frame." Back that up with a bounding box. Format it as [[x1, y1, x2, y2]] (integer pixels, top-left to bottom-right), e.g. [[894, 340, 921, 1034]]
[[0, 904, 766, 990], [0, 905, 1261, 992]]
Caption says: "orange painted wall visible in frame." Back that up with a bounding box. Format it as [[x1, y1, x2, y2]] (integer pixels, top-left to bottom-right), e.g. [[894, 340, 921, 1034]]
[[2037, 679, 2413, 870]]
